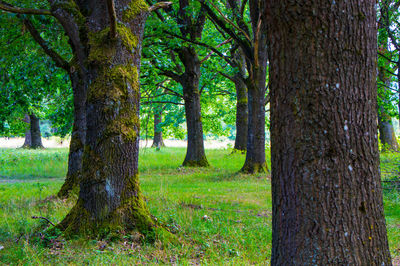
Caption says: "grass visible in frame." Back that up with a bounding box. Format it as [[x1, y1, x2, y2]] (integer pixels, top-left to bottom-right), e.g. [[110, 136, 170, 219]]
[[0, 147, 398, 264]]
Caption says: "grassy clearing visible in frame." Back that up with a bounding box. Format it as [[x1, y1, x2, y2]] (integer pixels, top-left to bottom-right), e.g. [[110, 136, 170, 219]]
[[0, 147, 398, 264]]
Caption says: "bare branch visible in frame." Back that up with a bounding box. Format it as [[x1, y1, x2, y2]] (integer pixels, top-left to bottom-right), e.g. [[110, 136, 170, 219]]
[[145, 0, 165, 21], [31, 216, 55, 226], [23, 19, 70, 71], [0, 1, 52, 16], [106, 0, 117, 38], [149, 1, 172, 12], [200, 38, 232, 63]]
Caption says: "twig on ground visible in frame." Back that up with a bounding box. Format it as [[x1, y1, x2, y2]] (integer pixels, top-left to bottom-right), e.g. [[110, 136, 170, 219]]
[[31, 216, 55, 226]]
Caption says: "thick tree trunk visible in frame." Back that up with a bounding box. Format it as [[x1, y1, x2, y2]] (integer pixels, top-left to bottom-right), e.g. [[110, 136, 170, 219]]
[[180, 48, 209, 167], [58, 1, 164, 238], [22, 114, 32, 148], [267, 1, 391, 264], [151, 111, 165, 148], [58, 71, 87, 198], [29, 113, 43, 149]]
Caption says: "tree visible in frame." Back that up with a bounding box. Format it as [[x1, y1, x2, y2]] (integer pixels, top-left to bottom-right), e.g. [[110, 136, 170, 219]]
[[266, 1, 391, 264], [377, 0, 400, 151], [201, 0, 268, 173], [151, 107, 165, 148], [146, 0, 210, 167], [1, 0, 172, 238]]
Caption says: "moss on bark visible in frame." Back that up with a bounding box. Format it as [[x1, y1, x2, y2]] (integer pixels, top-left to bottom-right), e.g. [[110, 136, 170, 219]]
[[123, 0, 149, 22], [240, 161, 268, 174], [182, 157, 210, 167]]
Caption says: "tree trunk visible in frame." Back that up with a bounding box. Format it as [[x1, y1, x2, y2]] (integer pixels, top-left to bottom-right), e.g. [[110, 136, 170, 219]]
[[58, 1, 164, 239], [180, 47, 209, 167], [58, 71, 87, 198], [29, 113, 43, 149], [240, 0, 268, 173], [267, 1, 391, 264], [378, 110, 398, 151], [22, 114, 32, 148], [233, 50, 248, 152], [151, 111, 165, 148], [377, 16, 398, 152]]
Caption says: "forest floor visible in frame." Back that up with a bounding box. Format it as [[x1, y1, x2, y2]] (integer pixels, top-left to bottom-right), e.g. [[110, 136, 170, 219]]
[[0, 147, 399, 265]]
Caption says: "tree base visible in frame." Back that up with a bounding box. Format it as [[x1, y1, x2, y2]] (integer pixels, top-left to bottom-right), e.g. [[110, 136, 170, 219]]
[[20, 144, 44, 149], [240, 162, 268, 174], [151, 142, 165, 148], [57, 173, 80, 198], [231, 148, 246, 154], [182, 158, 210, 167], [57, 198, 177, 244]]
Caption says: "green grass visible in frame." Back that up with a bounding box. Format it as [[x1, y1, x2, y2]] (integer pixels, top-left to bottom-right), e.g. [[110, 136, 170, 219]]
[[0, 147, 398, 264]]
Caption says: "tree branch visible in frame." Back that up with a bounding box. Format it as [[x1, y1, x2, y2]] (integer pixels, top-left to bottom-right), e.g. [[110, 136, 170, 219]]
[[106, 0, 117, 38], [149, 1, 172, 12], [31, 216, 55, 226], [0, 1, 52, 16], [199, 0, 253, 61], [23, 19, 70, 71], [141, 100, 184, 105], [165, 30, 234, 66], [145, 0, 165, 21], [200, 38, 232, 63]]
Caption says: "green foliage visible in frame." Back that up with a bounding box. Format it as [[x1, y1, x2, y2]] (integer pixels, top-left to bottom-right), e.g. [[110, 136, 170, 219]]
[[0, 9, 73, 137]]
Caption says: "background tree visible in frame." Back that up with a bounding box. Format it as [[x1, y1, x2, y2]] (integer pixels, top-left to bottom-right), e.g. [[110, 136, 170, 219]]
[[201, 0, 269, 173], [378, 0, 400, 151]]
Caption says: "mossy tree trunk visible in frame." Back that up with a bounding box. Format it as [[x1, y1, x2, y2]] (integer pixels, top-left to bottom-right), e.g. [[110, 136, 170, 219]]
[[266, 1, 391, 264], [52, 0, 160, 237], [29, 113, 43, 149], [1, 0, 169, 237], [58, 71, 87, 198], [151, 110, 165, 148]]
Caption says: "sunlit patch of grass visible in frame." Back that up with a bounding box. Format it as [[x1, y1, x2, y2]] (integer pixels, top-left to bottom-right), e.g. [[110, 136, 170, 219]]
[[0, 147, 398, 263]]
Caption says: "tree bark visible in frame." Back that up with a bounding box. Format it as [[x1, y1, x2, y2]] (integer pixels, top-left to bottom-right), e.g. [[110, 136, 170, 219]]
[[151, 110, 165, 148], [22, 114, 32, 148], [58, 70, 87, 198], [267, 1, 391, 264], [233, 50, 248, 152], [29, 113, 43, 149], [180, 47, 209, 167], [57, 1, 164, 238]]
